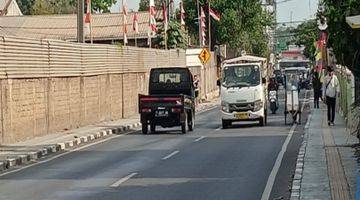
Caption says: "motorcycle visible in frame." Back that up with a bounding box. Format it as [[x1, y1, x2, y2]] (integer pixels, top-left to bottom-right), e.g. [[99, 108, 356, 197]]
[[269, 90, 278, 114]]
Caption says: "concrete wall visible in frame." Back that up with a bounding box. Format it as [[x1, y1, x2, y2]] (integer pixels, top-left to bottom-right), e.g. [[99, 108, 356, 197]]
[[0, 37, 218, 144]]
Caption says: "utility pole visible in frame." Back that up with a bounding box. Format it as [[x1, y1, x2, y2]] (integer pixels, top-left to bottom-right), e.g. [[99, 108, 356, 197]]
[[208, 0, 211, 51], [122, 0, 126, 46], [77, 0, 85, 43], [197, 0, 201, 47]]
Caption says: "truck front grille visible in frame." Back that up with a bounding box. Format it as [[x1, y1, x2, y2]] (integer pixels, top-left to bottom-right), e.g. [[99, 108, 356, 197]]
[[229, 103, 254, 112]]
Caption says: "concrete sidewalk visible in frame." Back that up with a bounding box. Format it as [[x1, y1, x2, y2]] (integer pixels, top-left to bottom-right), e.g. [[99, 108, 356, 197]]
[[291, 104, 358, 200], [0, 99, 219, 173]]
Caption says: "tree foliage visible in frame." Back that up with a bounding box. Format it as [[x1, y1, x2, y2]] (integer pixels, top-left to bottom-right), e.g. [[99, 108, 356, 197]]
[[31, 0, 76, 15], [18, 0, 116, 15], [91, 0, 117, 13], [183, 0, 272, 57], [274, 26, 295, 52], [322, 0, 360, 74], [294, 20, 318, 60], [138, 0, 162, 11], [16, 0, 35, 15], [155, 20, 189, 49]]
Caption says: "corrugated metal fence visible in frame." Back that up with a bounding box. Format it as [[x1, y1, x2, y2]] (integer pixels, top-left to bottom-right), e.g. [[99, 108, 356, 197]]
[[0, 36, 185, 78]]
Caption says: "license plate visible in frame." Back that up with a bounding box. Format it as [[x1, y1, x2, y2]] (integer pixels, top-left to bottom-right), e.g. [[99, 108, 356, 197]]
[[235, 113, 248, 120], [156, 110, 168, 117]]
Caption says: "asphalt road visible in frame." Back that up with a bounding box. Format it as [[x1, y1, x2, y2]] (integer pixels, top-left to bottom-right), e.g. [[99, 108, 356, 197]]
[[0, 90, 310, 200]]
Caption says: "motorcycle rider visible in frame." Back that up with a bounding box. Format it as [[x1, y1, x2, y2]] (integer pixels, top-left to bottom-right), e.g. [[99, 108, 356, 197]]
[[268, 77, 279, 92], [268, 77, 279, 113]]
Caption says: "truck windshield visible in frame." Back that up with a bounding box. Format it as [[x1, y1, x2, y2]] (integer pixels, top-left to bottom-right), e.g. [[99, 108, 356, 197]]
[[222, 65, 260, 88]]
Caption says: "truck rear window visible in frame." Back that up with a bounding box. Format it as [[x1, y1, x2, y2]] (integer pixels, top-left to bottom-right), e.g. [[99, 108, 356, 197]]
[[151, 70, 189, 84], [158, 73, 181, 83]]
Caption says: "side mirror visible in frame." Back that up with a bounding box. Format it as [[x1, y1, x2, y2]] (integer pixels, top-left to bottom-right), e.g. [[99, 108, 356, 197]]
[[216, 80, 221, 86], [262, 78, 266, 84]]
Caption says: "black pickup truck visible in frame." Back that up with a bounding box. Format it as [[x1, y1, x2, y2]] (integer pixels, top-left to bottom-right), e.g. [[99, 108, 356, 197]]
[[139, 67, 197, 134]]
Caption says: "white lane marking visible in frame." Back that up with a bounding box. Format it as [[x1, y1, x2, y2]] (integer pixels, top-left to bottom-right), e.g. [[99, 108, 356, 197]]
[[110, 173, 138, 188], [194, 136, 206, 142], [261, 90, 310, 199], [261, 124, 297, 200], [162, 150, 180, 160], [215, 127, 222, 131], [0, 132, 131, 177]]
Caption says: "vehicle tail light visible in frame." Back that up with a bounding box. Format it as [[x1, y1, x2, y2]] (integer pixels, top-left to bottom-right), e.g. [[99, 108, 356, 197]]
[[171, 108, 182, 113], [141, 98, 160, 102], [163, 97, 182, 102], [141, 108, 152, 113]]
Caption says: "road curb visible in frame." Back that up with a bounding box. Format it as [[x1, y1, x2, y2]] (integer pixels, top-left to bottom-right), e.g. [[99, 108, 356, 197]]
[[0, 122, 142, 173], [290, 113, 312, 200]]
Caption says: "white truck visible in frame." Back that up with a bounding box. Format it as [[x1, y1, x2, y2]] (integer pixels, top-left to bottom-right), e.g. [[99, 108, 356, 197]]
[[219, 56, 268, 128]]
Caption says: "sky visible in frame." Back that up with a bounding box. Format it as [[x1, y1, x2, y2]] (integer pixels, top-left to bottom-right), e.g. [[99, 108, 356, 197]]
[[112, 0, 319, 26]]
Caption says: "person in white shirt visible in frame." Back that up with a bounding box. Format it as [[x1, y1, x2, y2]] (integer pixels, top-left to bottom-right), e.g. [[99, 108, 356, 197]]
[[322, 67, 340, 126], [193, 75, 200, 106]]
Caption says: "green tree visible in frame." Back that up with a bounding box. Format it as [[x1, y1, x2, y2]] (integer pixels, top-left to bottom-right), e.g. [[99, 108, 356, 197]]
[[30, 0, 116, 15], [16, 0, 35, 15], [31, 0, 76, 15], [91, 0, 117, 13], [322, 0, 360, 103], [294, 20, 318, 60], [183, 0, 272, 57], [138, 0, 162, 11], [274, 26, 296, 52], [155, 20, 189, 49], [322, 0, 360, 72]]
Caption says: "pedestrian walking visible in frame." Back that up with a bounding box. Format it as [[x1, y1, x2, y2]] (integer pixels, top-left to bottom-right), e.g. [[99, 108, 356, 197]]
[[323, 67, 340, 126], [193, 75, 200, 106], [312, 71, 321, 108]]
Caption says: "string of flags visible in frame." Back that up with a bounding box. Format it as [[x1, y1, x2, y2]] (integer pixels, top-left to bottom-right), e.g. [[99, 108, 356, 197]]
[[82, 0, 221, 48]]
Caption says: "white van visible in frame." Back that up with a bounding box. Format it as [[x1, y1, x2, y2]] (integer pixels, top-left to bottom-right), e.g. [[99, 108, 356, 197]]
[[220, 56, 268, 128]]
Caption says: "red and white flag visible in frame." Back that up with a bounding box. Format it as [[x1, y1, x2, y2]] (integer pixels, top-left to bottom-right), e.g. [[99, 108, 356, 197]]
[[84, 0, 91, 24], [180, 1, 185, 26], [200, 7, 206, 46], [209, 7, 220, 21], [133, 12, 139, 34], [149, 0, 157, 33], [84, 0, 92, 37], [162, 1, 168, 31], [122, 0, 128, 45]]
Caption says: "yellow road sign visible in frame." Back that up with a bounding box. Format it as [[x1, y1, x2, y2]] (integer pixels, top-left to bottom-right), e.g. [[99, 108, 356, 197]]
[[198, 48, 211, 65]]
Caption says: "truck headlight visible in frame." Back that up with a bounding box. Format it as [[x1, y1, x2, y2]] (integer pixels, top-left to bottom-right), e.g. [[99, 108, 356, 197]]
[[254, 100, 263, 112], [221, 101, 230, 113]]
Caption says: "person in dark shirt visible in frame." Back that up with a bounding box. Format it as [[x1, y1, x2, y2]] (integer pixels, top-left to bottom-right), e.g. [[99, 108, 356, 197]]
[[312, 71, 321, 109], [268, 77, 279, 91]]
